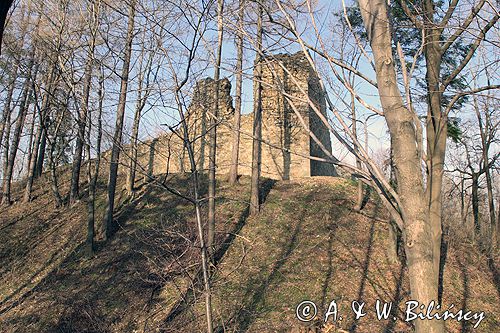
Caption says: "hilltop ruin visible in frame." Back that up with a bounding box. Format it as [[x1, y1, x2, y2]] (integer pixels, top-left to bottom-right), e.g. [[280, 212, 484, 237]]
[[118, 52, 337, 180]]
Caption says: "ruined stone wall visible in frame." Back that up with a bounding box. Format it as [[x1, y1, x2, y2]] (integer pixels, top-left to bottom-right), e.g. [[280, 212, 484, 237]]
[[105, 52, 336, 181], [255, 52, 337, 179]]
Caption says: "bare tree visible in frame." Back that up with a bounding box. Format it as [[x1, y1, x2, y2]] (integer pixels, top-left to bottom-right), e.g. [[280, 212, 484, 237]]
[[250, 1, 263, 215], [126, 32, 155, 196], [1, 52, 37, 205], [69, 0, 101, 204], [207, 0, 225, 255], [263, 1, 498, 332], [86, 65, 105, 256], [472, 83, 498, 249], [104, 0, 136, 239], [228, 0, 245, 185]]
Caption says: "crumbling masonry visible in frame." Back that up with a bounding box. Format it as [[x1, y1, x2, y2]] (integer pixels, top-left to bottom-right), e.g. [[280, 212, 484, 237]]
[[112, 52, 337, 180]]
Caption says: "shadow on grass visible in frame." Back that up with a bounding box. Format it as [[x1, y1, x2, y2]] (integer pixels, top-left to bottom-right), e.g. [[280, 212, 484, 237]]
[[161, 178, 276, 331], [1, 176, 200, 332], [349, 218, 376, 333], [215, 192, 311, 333]]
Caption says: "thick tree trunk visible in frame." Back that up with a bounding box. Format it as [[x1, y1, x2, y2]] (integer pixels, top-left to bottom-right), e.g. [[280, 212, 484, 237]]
[[207, 0, 224, 254], [104, 0, 136, 239], [422, 6, 446, 291], [358, 1, 443, 332], [228, 0, 245, 185], [250, 2, 263, 216]]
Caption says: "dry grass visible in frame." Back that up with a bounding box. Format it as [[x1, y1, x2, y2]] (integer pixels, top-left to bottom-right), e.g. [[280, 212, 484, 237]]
[[0, 173, 498, 332]]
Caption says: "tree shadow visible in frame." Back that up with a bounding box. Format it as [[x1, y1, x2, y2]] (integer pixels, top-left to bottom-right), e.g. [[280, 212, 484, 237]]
[[0, 229, 80, 316], [320, 227, 336, 310], [456, 251, 472, 333], [349, 218, 376, 333], [1, 176, 212, 332], [161, 178, 276, 330], [487, 257, 500, 298], [383, 257, 406, 333], [438, 225, 449, 304], [359, 185, 372, 211], [217, 195, 309, 333]]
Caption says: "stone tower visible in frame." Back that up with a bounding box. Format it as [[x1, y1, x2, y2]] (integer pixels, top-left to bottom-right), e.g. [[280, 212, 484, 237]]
[[113, 54, 337, 180], [256, 52, 337, 179], [186, 77, 234, 171]]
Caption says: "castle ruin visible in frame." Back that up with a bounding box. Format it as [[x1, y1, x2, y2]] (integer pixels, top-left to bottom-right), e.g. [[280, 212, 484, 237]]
[[117, 52, 337, 180]]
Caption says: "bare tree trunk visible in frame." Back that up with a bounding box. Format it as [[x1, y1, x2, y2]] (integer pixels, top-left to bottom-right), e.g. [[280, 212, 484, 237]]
[[126, 91, 142, 195], [34, 65, 57, 179], [387, 148, 399, 263], [358, 1, 443, 332], [422, 5, 446, 294], [46, 109, 65, 207], [24, 64, 56, 201], [70, 38, 95, 204], [86, 68, 104, 256], [25, 107, 36, 180], [0, 63, 18, 160], [484, 160, 496, 249], [207, 0, 224, 254], [2, 64, 35, 205], [460, 175, 466, 224], [228, 0, 245, 185], [35, 127, 46, 178], [351, 92, 363, 211], [180, 95, 215, 331], [497, 197, 500, 248], [471, 173, 480, 242], [104, 0, 136, 239], [23, 120, 41, 202], [127, 35, 154, 196], [473, 94, 496, 249], [48, 143, 64, 207], [1, 107, 12, 199], [175, 85, 214, 333], [250, 2, 263, 216], [198, 108, 207, 171]]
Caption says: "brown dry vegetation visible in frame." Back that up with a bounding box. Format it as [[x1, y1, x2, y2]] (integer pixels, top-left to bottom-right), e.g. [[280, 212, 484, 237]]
[[0, 171, 498, 332]]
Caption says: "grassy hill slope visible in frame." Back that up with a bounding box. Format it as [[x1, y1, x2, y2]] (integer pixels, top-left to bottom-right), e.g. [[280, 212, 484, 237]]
[[0, 171, 498, 332]]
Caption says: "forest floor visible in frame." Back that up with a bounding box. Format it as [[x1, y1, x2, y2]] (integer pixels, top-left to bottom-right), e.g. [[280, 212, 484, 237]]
[[0, 169, 498, 332]]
